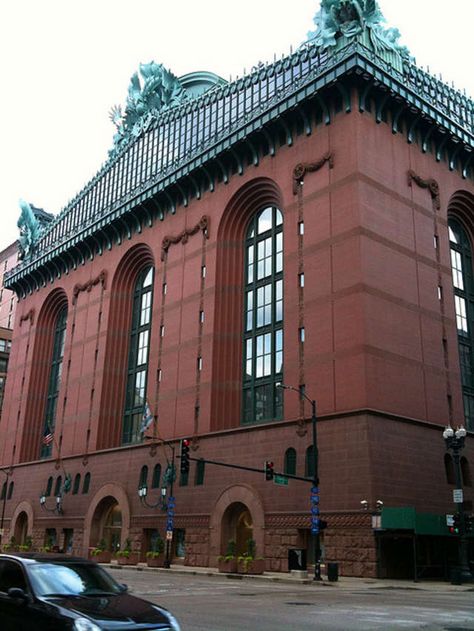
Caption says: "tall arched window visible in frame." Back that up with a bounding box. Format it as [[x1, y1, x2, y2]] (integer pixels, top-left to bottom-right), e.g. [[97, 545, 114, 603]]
[[284, 448, 297, 476], [82, 472, 91, 494], [449, 219, 474, 430], [54, 476, 62, 497], [243, 207, 283, 424], [40, 305, 68, 459], [151, 464, 161, 489], [45, 476, 53, 497], [139, 465, 148, 489], [123, 267, 154, 444], [72, 474, 81, 495]]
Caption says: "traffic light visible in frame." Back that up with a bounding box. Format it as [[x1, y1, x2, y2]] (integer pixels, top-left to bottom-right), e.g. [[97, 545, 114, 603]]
[[180, 439, 190, 474], [264, 461, 274, 481], [465, 514, 473, 534], [449, 513, 461, 535]]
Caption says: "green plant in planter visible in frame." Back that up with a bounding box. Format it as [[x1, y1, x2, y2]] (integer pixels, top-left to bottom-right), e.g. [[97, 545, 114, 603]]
[[19, 535, 33, 552], [218, 539, 236, 562], [116, 538, 132, 558], [238, 538, 263, 571], [3, 536, 18, 552], [91, 538, 107, 556], [146, 536, 165, 559]]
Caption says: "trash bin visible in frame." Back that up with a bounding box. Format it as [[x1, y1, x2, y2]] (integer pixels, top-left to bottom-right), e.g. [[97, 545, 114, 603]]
[[288, 548, 307, 571], [327, 562, 339, 582]]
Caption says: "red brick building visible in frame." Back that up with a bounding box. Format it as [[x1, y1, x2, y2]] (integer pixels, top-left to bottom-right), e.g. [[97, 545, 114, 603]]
[[2, 4, 473, 578]]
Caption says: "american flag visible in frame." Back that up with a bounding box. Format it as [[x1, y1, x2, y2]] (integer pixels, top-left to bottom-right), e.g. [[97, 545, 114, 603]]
[[42, 431, 54, 446], [140, 401, 154, 435]]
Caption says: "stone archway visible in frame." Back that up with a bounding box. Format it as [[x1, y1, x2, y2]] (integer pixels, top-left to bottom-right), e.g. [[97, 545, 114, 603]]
[[83, 483, 131, 556], [14, 511, 28, 545], [209, 484, 265, 566], [9, 501, 34, 545]]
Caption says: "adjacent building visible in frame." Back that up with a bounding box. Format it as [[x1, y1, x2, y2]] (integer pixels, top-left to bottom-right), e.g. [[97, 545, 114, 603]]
[[1, 2, 473, 578]]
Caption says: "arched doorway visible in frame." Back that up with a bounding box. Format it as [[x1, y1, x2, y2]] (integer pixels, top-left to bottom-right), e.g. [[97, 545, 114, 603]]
[[221, 502, 255, 557], [90, 497, 122, 552], [14, 512, 28, 545]]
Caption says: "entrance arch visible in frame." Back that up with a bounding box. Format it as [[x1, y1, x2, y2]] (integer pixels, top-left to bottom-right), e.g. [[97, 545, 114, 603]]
[[83, 483, 131, 556], [9, 501, 34, 545], [209, 484, 265, 565], [14, 511, 28, 545]]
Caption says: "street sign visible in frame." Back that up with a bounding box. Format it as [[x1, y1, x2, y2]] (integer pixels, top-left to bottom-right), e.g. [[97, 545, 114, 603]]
[[453, 489, 464, 504], [446, 514, 454, 526], [274, 475, 288, 486], [166, 530, 173, 541]]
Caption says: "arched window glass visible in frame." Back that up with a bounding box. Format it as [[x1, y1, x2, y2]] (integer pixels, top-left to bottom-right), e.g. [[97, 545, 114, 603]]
[[151, 464, 161, 489], [243, 207, 283, 424], [305, 445, 315, 479], [139, 465, 148, 489], [0, 482, 5, 501], [41, 305, 68, 459], [449, 218, 474, 430], [284, 448, 297, 476], [45, 476, 53, 497], [83, 472, 91, 494], [444, 453, 455, 485], [54, 476, 62, 497], [123, 267, 154, 444], [72, 474, 81, 495]]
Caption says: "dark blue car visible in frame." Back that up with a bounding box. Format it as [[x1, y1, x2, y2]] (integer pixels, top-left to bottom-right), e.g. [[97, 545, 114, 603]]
[[0, 553, 181, 630]]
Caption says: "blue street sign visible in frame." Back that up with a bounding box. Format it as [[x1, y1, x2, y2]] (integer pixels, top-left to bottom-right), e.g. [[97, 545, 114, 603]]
[[311, 527, 320, 535], [168, 496, 175, 505], [166, 519, 174, 530], [311, 517, 320, 527], [311, 506, 320, 516], [311, 486, 319, 494], [311, 495, 319, 505]]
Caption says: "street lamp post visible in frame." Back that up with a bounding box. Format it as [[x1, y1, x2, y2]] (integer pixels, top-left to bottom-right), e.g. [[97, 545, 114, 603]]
[[278, 384, 322, 581], [138, 437, 176, 569], [0, 468, 9, 547], [443, 425, 472, 584]]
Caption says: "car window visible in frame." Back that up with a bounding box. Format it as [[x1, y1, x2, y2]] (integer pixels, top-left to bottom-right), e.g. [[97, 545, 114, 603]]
[[0, 560, 28, 592], [28, 562, 122, 597]]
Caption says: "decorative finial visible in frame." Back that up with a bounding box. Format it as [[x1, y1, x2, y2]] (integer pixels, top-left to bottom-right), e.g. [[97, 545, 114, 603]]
[[306, 0, 411, 61], [109, 62, 187, 158]]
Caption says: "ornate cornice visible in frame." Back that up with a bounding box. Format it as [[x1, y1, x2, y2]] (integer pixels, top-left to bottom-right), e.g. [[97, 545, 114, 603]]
[[72, 271, 107, 305], [407, 169, 440, 210], [293, 152, 334, 194], [19, 309, 35, 326], [161, 216, 209, 261]]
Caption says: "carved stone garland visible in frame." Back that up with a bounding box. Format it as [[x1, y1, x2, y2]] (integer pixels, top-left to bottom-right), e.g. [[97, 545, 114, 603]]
[[72, 271, 108, 305], [407, 170, 440, 210], [161, 215, 210, 261], [293, 152, 334, 194]]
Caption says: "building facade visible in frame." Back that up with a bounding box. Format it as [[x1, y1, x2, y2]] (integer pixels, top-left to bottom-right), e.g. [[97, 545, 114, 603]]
[[0, 242, 19, 330], [1, 2, 473, 578]]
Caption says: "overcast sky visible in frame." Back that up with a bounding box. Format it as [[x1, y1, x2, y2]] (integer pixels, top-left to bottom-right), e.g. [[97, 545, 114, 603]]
[[1, 0, 473, 252]]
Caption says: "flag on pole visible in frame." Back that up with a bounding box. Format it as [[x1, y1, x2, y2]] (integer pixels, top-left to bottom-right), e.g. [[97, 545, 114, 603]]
[[140, 401, 154, 435], [42, 430, 54, 446]]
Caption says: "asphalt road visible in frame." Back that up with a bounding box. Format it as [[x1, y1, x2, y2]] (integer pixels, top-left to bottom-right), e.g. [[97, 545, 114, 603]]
[[108, 567, 474, 631]]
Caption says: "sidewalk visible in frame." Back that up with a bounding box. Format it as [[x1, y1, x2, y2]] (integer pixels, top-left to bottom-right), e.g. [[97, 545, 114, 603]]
[[106, 562, 474, 592]]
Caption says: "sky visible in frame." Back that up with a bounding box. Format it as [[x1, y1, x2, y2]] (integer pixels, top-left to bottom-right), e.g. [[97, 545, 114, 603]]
[[1, 0, 473, 252]]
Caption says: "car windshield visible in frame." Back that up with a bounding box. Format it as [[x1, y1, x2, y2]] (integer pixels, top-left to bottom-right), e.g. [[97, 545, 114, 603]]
[[27, 562, 123, 597]]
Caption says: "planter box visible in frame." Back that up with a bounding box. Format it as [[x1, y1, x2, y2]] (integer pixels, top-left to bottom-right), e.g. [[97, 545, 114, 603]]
[[90, 551, 112, 563], [146, 555, 166, 568], [115, 553, 139, 566], [218, 558, 238, 573], [237, 558, 265, 575]]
